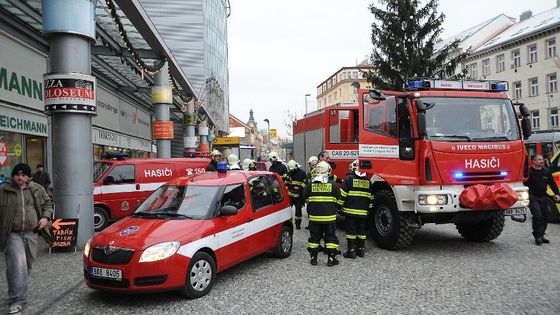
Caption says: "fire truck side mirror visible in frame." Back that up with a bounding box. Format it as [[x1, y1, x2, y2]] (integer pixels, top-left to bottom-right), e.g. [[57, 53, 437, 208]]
[[516, 103, 532, 140], [521, 119, 532, 140], [368, 90, 386, 101], [415, 100, 427, 138]]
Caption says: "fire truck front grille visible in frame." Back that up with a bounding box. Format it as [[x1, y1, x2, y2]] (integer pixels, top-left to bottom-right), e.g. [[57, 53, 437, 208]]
[[92, 248, 134, 265], [455, 171, 507, 182]]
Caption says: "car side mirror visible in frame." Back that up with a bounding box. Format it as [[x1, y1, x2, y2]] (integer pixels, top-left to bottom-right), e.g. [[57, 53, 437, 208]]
[[103, 176, 115, 185], [219, 205, 238, 216]]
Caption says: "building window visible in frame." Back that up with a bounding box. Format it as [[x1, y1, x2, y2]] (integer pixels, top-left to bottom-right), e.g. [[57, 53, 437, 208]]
[[548, 73, 558, 93], [496, 54, 505, 72], [513, 81, 522, 99], [547, 39, 556, 58], [551, 108, 559, 128], [528, 45, 537, 64], [352, 71, 358, 79], [482, 59, 490, 76], [334, 91, 338, 100], [470, 63, 478, 79], [512, 50, 521, 68], [529, 77, 539, 96], [532, 111, 540, 129]]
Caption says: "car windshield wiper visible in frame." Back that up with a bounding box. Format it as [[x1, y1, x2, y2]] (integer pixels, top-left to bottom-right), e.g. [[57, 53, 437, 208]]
[[132, 211, 192, 219], [429, 134, 472, 141], [473, 136, 510, 142]]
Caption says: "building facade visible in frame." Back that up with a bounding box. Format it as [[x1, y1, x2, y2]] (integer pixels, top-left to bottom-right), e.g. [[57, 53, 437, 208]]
[[463, 5, 560, 131], [316, 63, 373, 110], [140, 0, 230, 134]]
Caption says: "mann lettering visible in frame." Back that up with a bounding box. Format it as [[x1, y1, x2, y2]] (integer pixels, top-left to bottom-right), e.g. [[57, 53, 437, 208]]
[[311, 183, 332, 193], [0, 67, 43, 101], [144, 168, 173, 178]]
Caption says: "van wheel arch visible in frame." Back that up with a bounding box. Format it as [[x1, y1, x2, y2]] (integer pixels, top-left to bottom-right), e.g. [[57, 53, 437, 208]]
[[94, 206, 110, 232]]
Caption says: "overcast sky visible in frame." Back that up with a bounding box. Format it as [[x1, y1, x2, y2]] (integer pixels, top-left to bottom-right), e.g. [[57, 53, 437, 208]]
[[227, 0, 556, 137]]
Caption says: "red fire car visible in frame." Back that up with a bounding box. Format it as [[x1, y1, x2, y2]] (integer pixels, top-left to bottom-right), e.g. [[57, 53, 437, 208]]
[[83, 171, 293, 298]]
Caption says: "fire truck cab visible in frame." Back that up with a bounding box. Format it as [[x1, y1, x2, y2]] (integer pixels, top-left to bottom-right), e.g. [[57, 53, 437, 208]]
[[293, 102, 359, 179], [358, 79, 532, 249]]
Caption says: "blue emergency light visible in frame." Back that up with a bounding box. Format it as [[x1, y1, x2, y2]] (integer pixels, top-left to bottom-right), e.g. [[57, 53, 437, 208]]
[[407, 80, 430, 90], [500, 171, 508, 176], [453, 172, 464, 179], [406, 79, 508, 92], [217, 161, 228, 173]]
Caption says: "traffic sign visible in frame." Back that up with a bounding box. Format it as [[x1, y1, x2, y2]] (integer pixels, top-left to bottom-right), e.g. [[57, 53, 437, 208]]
[[270, 129, 277, 139]]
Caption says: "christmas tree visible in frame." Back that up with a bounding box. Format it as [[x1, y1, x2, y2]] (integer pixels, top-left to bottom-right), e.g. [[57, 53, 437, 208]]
[[365, 0, 469, 91]]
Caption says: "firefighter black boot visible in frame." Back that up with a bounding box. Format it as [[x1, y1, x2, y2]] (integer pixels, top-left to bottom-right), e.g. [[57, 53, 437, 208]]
[[327, 251, 339, 267], [308, 248, 318, 266], [356, 239, 365, 258], [343, 239, 356, 259]]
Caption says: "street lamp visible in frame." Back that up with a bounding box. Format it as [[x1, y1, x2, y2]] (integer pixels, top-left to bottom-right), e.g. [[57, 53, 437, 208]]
[[263, 118, 270, 144], [305, 93, 311, 114]]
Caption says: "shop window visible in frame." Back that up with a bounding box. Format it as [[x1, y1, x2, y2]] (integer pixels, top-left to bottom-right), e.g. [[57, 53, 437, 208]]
[[0, 131, 23, 180], [26, 136, 45, 171]]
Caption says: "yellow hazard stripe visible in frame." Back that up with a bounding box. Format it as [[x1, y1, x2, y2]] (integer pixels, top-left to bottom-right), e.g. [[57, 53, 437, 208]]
[[357, 235, 367, 240], [309, 214, 337, 222], [290, 180, 305, 186], [308, 196, 337, 203], [346, 234, 357, 240], [325, 243, 339, 249], [340, 189, 348, 197], [343, 208, 369, 216], [308, 242, 320, 248], [348, 191, 371, 198]]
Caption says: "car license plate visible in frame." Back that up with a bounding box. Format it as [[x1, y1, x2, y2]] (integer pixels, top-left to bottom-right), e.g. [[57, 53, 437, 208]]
[[504, 207, 527, 216], [89, 266, 122, 281]]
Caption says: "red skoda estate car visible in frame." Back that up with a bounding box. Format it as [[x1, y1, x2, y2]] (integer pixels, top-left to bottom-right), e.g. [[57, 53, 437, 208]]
[[83, 171, 293, 298]]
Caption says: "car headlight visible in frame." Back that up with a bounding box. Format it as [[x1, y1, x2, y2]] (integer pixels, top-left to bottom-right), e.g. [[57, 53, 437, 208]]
[[517, 191, 529, 201], [418, 194, 448, 205], [84, 238, 92, 257], [139, 241, 180, 263]]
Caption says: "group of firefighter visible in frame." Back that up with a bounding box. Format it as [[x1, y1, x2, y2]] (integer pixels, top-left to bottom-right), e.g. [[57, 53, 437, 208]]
[[280, 151, 373, 267], [207, 148, 373, 267]]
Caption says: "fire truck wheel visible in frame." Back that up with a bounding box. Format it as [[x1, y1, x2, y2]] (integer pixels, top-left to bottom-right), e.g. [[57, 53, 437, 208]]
[[455, 210, 505, 242], [179, 251, 216, 299], [93, 207, 109, 232], [370, 190, 414, 250], [272, 225, 293, 258], [546, 199, 560, 223]]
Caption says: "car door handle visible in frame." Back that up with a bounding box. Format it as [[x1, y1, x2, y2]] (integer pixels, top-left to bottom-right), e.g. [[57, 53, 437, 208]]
[[247, 219, 253, 222], [136, 184, 140, 190]]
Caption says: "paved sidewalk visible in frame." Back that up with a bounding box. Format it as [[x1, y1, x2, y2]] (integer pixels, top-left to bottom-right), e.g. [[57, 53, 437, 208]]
[[0, 242, 84, 315]]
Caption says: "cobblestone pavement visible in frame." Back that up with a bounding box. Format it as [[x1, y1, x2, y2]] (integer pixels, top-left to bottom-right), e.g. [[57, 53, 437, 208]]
[[1, 215, 560, 315]]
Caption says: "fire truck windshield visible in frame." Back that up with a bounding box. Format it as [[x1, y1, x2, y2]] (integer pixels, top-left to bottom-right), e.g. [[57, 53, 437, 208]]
[[422, 97, 520, 142]]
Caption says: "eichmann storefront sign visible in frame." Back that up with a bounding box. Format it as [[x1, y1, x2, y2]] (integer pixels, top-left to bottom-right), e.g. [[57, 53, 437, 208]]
[[0, 105, 48, 137]]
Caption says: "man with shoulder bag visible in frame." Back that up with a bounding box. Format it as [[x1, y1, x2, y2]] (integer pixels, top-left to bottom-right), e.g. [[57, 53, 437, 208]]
[[0, 163, 53, 314]]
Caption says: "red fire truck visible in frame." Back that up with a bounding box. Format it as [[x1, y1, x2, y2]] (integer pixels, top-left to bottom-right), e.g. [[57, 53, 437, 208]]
[[358, 79, 532, 249], [293, 102, 359, 179]]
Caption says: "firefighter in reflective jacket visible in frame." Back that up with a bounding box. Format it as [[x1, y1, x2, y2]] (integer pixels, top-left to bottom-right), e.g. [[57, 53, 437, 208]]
[[303, 161, 340, 266], [268, 151, 288, 181], [286, 160, 307, 229], [339, 159, 372, 258]]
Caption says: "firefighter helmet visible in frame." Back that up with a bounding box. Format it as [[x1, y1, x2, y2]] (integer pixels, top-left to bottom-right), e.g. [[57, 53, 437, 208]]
[[350, 159, 359, 171], [315, 161, 331, 176], [211, 149, 222, 156], [241, 158, 254, 171], [269, 151, 280, 161], [287, 160, 298, 171], [227, 154, 240, 170]]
